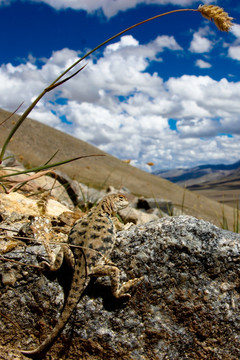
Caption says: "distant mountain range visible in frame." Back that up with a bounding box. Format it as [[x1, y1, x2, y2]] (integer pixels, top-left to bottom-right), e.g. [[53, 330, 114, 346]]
[[154, 160, 240, 207], [154, 160, 240, 186]]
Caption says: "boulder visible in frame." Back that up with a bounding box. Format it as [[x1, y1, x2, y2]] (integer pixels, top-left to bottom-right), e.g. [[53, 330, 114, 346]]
[[1, 150, 24, 168], [119, 206, 159, 225], [0, 167, 75, 209], [137, 197, 174, 215], [1, 216, 240, 359], [0, 192, 71, 217]]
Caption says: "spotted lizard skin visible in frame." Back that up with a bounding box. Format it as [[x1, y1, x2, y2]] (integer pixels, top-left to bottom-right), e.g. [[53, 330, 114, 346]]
[[21, 193, 142, 358]]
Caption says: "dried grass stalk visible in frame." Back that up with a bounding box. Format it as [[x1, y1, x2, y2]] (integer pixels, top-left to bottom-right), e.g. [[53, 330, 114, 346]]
[[198, 5, 233, 32]]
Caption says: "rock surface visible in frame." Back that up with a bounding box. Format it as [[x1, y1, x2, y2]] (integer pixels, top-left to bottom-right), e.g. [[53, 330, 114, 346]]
[[0, 166, 75, 209], [0, 192, 72, 217], [1, 216, 240, 359], [119, 206, 159, 225], [137, 197, 174, 215], [0, 153, 181, 222]]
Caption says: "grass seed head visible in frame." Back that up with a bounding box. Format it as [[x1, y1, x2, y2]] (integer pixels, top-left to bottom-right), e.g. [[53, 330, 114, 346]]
[[198, 4, 233, 32]]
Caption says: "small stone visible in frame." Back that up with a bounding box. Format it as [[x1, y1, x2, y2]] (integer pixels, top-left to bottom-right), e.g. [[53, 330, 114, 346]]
[[2, 270, 17, 286]]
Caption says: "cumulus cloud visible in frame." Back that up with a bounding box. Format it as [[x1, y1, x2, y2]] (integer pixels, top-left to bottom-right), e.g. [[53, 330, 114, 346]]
[[0, 48, 80, 121], [195, 59, 211, 68], [23, 0, 202, 18], [228, 46, 240, 61], [231, 24, 240, 39], [189, 27, 213, 53], [166, 76, 240, 121], [228, 24, 240, 61], [1, 34, 240, 170]]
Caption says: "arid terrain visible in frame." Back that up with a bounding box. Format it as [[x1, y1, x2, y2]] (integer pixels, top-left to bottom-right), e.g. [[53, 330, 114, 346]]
[[187, 172, 240, 207], [155, 159, 240, 207], [0, 108, 237, 230]]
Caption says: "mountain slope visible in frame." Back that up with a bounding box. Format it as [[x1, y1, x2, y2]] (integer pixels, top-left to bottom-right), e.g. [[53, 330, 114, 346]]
[[0, 108, 236, 229], [154, 161, 240, 186], [187, 169, 240, 207], [155, 160, 240, 207]]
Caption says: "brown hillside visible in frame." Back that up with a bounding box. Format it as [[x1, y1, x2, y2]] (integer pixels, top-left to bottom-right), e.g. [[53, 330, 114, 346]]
[[188, 170, 240, 208], [0, 108, 236, 230]]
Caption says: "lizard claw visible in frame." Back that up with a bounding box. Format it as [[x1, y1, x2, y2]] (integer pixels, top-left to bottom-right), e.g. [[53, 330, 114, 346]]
[[116, 276, 144, 298]]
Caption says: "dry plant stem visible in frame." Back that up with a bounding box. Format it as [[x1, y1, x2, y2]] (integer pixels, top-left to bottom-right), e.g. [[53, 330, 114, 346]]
[[0, 8, 198, 162], [0, 255, 42, 269], [0, 311, 22, 332], [0, 154, 104, 180], [44, 149, 59, 165], [0, 102, 24, 126], [0, 154, 104, 193], [46, 64, 88, 91], [6, 169, 53, 193]]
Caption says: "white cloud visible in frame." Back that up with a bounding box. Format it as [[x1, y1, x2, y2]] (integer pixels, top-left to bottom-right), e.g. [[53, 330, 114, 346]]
[[227, 24, 240, 61], [228, 46, 240, 61], [153, 36, 182, 51], [195, 59, 211, 68], [189, 27, 213, 53], [55, 35, 181, 104], [166, 76, 240, 120], [177, 118, 220, 137], [1, 34, 240, 170], [231, 24, 240, 39], [24, 0, 204, 18]]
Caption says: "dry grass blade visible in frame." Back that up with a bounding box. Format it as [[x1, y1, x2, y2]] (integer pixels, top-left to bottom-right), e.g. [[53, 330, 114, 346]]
[[0, 102, 24, 126], [6, 169, 53, 193], [0, 311, 22, 332], [198, 4, 233, 32], [44, 149, 59, 165], [45, 64, 87, 92], [0, 154, 105, 193], [0, 154, 105, 180], [0, 255, 42, 269]]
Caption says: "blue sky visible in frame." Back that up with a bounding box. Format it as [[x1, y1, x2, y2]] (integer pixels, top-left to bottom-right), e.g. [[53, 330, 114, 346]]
[[0, 0, 240, 171]]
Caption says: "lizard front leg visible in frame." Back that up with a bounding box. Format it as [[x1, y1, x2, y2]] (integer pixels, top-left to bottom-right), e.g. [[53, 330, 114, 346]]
[[90, 264, 143, 298], [112, 216, 134, 231]]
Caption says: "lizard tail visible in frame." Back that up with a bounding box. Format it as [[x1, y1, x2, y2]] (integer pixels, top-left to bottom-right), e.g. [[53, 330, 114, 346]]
[[21, 260, 86, 358]]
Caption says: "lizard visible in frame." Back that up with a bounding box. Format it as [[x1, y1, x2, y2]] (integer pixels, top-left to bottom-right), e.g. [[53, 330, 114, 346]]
[[21, 193, 143, 358]]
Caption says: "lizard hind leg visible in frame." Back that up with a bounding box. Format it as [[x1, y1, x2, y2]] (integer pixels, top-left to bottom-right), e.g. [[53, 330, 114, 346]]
[[91, 264, 143, 298], [41, 244, 75, 272]]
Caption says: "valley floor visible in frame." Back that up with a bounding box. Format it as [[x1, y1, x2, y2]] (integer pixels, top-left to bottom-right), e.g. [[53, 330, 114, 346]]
[[187, 178, 240, 208]]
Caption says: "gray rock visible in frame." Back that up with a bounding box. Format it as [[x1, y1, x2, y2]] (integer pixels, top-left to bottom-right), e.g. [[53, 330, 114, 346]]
[[75, 182, 106, 208], [48, 170, 84, 207], [119, 206, 159, 225], [1, 216, 240, 359], [1, 150, 24, 168], [137, 197, 174, 215]]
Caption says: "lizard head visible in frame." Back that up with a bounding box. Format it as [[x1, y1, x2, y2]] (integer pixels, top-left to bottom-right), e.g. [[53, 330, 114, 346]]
[[100, 193, 129, 214], [111, 193, 129, 211]]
